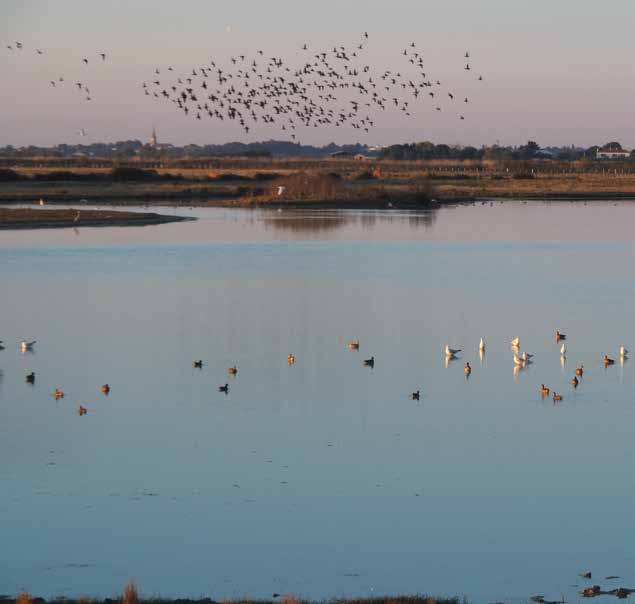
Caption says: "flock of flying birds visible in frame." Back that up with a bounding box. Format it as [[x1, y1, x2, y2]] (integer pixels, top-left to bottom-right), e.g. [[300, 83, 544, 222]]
[[5, 32, 484, 139]]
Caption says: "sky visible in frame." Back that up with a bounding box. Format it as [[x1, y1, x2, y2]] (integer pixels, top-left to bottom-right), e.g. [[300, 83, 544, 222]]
[[1, 0, 634, 148]]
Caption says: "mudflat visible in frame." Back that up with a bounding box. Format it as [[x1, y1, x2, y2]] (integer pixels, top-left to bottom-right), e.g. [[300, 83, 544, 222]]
[[0, 207, 192, 229]]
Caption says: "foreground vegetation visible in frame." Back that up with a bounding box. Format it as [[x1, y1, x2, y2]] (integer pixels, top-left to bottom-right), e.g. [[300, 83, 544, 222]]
[[4, 586, 463, 604]]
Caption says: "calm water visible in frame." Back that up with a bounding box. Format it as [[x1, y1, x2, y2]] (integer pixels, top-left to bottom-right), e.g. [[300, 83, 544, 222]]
[[1, 202, 634, 603]]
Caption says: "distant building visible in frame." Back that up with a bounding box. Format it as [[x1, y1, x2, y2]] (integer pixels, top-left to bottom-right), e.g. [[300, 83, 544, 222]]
[[596, 148, 630, 159], [596, 142, 630, 159], [149, 127, 157, 147]]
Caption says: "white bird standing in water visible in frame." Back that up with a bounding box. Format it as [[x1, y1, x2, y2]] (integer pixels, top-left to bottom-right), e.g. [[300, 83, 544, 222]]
[[513, 354, 526, 366], [511, 337, 520, 348], [620, 345, 628, 358], [445, 345, 461, 358], [479, 337, 485, 352], [560, 343, 567, 356]]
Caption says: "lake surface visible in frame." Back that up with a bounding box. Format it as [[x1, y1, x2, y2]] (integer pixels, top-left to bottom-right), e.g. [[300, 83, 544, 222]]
[[1, 202, 635, 603]]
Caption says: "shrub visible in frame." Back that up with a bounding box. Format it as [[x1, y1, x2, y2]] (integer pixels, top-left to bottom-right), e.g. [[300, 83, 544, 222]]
[[207, 173, 250, 182], [33, 171, 104, 182], [277, 172, 345, 200], [252, 172, 280, 181], [353, 169, 378, 181], [0, 168, 22, 181], [121, 581, 139, 604], [110, 167, 160, 181], [16, 593, 33, 604]]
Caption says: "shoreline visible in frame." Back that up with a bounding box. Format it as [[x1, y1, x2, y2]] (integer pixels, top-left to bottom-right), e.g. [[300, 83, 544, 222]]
[[1, 192, 634, 213], [1, 194, 635, 230], [2, 190, 635, 208], [0, 208, 193, 230]]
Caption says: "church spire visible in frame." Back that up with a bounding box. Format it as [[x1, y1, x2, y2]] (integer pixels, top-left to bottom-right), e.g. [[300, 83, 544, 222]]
[[150, 126, 157, 147]]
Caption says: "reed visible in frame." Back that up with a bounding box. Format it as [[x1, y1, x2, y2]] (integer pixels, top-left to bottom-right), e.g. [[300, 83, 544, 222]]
[[16, 593, 33, 604], [121, 581, 139, 604]]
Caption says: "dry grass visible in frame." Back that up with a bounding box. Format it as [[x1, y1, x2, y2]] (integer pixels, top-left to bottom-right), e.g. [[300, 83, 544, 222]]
[[3, 160, 635, 205], [16, 593, 33, 604], [6, 594, 461, 604], [121, 581, 139, 604]]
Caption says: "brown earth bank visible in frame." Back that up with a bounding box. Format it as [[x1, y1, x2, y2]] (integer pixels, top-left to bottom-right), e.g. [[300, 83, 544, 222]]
[[0, 208, 193, 230], [2, 163, 635, 205]]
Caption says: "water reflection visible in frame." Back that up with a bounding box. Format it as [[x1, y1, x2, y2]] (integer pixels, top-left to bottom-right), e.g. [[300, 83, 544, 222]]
[[263, 213, 348, 233], [262, 208, 438, 234]]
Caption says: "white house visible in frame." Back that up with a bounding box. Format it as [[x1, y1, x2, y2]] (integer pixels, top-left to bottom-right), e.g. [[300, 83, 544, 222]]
[[596, 148, 631, 160]]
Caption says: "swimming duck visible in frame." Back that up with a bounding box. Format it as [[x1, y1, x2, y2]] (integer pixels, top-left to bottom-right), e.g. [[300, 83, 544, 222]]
[[363, 356, 375, 368], [101, 384, 110, 394], [411, 390, 420, 401], [552, 392, 562, 402], [53, 388, 64, 400], [287, 354, 295, 365], [228, 366, 238, 375], [511, 337, 520, 348], [218, 383, 229, 394], [575, 365, 584, 376], [0, 340, 4, 351], [571, 376, 579, 388], [464, 362, 471, 375], [540, 384, 550, 396], [25, 371, 35, 384], [78, 405, 87, 416], [445, 345, 461, 358], [193, 360, 203, 368], [604, 355, 615, 366], [348, 341, 360, 350], [521, 352, 534, 361], [555, 330, 566, 342]]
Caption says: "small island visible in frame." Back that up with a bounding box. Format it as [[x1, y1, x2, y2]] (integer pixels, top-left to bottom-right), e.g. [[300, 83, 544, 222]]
[[0, 208, 193, 230]]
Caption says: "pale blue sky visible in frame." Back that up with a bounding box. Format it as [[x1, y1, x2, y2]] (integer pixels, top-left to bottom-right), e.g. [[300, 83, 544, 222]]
[[1, 0, 634, 147]]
